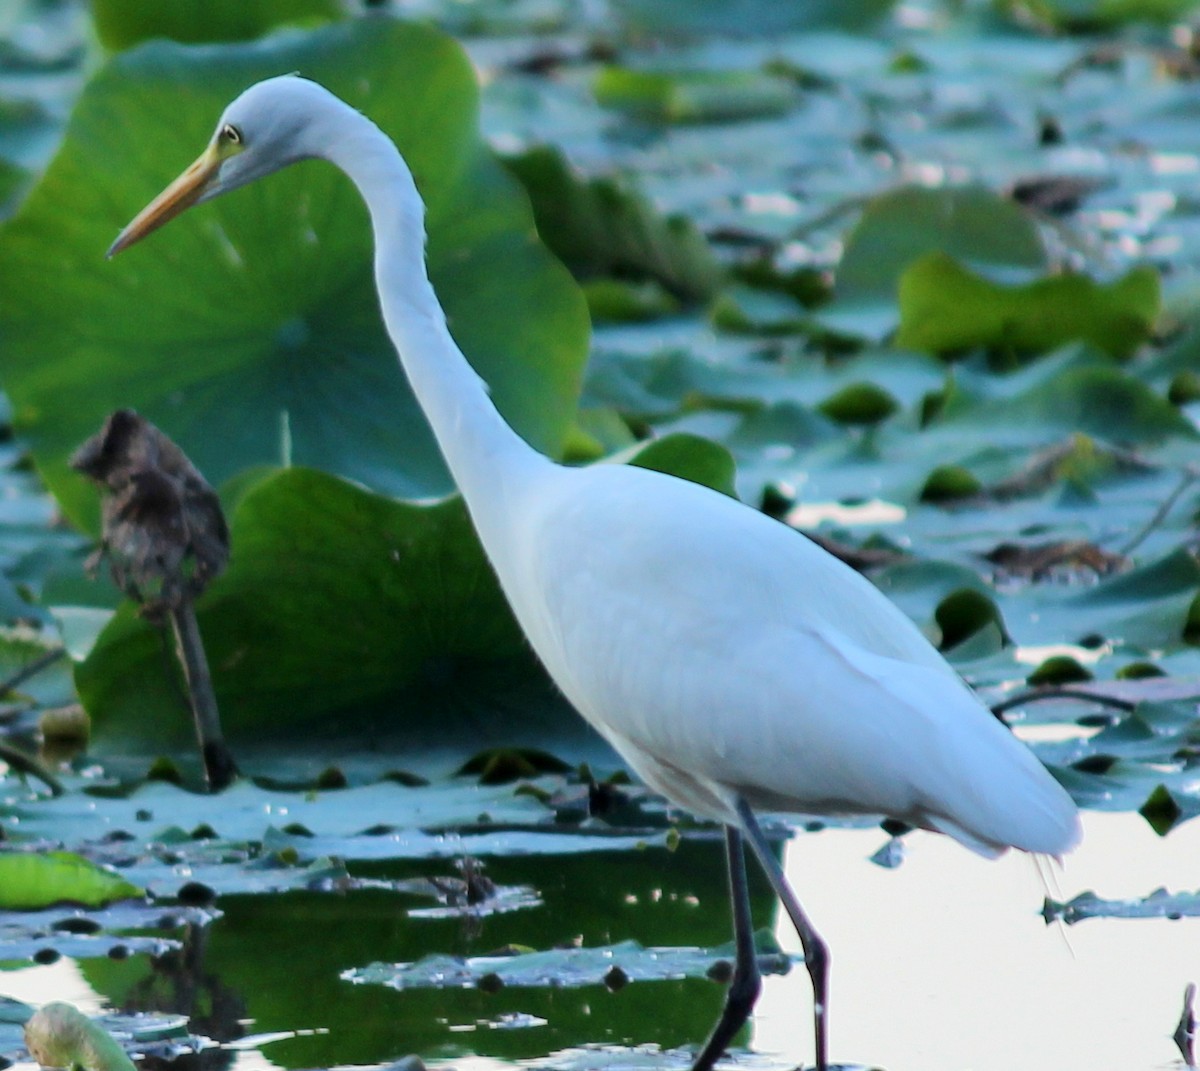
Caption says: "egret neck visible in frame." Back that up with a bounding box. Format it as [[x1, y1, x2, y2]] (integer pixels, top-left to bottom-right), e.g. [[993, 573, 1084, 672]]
[[322, 99, 552, 534]]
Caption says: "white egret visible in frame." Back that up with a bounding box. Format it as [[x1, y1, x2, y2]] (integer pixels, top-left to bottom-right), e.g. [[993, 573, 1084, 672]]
[[109, 76, 1081, 1071]]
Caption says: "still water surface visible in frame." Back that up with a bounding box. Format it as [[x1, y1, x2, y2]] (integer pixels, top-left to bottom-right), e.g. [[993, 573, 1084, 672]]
[[3, 810, 1195, 1071]]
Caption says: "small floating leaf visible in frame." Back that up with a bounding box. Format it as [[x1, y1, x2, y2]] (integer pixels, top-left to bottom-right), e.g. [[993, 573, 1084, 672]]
[[0, 852, 142, 909], [1027, 655, 1094, 686], [817, 382, 899, 426], [594, 67, 797, 124]]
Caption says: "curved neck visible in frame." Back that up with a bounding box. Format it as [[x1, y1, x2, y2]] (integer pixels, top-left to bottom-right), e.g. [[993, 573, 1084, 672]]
[[318, 102, 550, 522]]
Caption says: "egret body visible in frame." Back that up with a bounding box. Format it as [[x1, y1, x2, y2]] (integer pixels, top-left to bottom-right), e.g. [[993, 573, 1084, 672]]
[[110, 76, 1081, 1071]]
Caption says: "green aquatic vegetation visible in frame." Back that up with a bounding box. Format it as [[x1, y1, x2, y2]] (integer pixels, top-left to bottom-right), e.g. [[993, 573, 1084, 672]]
[[0, 851, 142, 910], [90, 0, 342, 50], [896, 253, 1160, 359], [346, 933, 791, 990], [0, 18, 588, 526]]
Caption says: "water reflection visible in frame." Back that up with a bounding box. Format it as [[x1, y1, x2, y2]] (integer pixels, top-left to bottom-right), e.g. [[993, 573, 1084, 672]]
[[757, 810, 1200, 1071], [2, 812, 1196, 1071]]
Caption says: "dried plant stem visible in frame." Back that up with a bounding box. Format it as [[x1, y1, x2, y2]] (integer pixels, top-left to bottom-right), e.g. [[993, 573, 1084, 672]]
[[0, 742, 64, 796], [169, 602, 237, 791], [0, 646, 67, 698], [991, 685, 1138, 721], [1118, 468, 1199, 558]]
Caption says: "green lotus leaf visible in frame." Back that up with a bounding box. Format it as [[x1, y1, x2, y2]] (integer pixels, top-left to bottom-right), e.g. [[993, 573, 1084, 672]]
[[75, 466, 543, 752], [593, 67, 798, 125], [610, 0, 895, 33], [0, 851, 142, 909], [75, 433, 731, 753], [1005, 0, 1200, 31], [0, 18, 588, 531], [822, 185, 1048, 341], [503, 145, 722, 303], [896, 252, 1161, 359], [817, 381, 899, 426], [618, 431, 737, 498], [90, 0, 342, 50]]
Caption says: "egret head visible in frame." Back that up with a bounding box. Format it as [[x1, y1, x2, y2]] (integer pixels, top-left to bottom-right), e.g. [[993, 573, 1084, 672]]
[[107, 75, 328, 258]]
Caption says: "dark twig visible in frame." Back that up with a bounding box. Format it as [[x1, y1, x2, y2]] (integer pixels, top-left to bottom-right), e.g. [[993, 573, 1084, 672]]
[[0, 646, 67, 698], [169, 603, 237, 791], [991, 686, 1138, 721], [1118, 467, 1199, 558], [0, 741, 64, 796]]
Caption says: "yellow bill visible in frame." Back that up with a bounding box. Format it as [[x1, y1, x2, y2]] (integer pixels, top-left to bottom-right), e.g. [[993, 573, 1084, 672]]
[[107, 142, 221, 259]]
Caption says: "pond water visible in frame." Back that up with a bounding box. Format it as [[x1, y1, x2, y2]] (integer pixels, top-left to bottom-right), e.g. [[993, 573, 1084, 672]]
[[2, 809, 1194, 1071]]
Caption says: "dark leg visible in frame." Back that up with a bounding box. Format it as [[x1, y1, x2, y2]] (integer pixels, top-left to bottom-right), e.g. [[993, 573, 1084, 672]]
[[692, 825, 762, 1071], [736, 797, 830, 1071]]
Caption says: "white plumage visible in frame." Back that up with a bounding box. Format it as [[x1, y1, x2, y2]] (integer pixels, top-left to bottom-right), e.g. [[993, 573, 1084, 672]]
[[110, 75, 1081, 1071]]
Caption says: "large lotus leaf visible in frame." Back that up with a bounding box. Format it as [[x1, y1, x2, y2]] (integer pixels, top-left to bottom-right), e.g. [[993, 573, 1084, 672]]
[[0, 18, 588, 530], [75, 466, 544, 752], [821, 185, 1049, 341], [897, 253, 1160, 359], [74, 432, 731, 753], [90, 0, 342, 50]]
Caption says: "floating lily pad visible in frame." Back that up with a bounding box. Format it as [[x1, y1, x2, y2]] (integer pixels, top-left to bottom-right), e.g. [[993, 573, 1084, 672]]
[[74, 432, 735, 752], [1044, 886, 1200, 924], [593, 68, 798, 125], [896, 253, 1160, 359], [0, 851, 142, 909], [822, 185, 1049, 341], [503, 145, 723, 303], [345, 934, 791, 990], [0, 902, 214, 965]]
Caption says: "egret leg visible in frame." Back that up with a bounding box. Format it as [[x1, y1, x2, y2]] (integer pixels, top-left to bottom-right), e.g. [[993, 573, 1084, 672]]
[[736, 797, 830, 1071], [692, 825, 762, 1071]]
